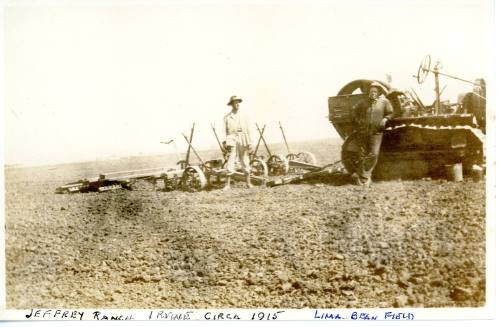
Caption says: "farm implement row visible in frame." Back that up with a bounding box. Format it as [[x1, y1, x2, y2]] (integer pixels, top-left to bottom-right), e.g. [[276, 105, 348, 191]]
[[55, 122, 330, 194]]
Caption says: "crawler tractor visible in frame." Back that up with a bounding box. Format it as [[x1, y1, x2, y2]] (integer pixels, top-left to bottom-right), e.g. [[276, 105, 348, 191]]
[[328, 56, 485, 179]]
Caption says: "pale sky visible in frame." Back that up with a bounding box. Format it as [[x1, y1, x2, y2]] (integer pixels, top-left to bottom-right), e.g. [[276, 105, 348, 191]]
[[2, 0, 494, 166]]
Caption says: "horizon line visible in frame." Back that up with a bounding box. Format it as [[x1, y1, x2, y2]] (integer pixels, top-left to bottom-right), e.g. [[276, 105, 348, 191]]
[[3, 135, 342, 169]]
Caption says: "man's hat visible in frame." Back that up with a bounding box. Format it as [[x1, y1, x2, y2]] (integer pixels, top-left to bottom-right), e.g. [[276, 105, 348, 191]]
[[227, 95, 243, 106]]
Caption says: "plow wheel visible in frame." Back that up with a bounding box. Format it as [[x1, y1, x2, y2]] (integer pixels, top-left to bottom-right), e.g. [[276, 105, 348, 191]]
[[250, 158, 268, 178], [297, 151, 317, 165], [341, 133, 360, 175], [267, 154, 289, 176], [180, 165, 208, 192], [292, 151, 319, 173], [287, 152, 318, 173], [286, 153, 301, 174], [286, 153, 298, 161]]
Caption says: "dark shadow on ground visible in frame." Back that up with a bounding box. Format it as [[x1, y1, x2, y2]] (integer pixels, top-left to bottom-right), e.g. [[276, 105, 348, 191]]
[[288, 172, 354, 187]]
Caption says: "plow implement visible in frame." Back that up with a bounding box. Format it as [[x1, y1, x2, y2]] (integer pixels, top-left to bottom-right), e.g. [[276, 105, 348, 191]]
[[253, 122, 322, 177], [268, 161, 344, 187], [55, 178, 130, 194], [285, 158, 323, 172], [180, 132, 267, 192], [55, 118, 349, 194], [278, 121, 319, 174], [254, 123, 289, 176], [55, 166, 186, 194], [56, 124, 198, 194]]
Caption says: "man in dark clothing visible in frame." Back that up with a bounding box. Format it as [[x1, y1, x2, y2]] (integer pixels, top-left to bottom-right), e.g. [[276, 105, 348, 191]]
[[461, 78, 486, 133], [352, 82, 394, 186]]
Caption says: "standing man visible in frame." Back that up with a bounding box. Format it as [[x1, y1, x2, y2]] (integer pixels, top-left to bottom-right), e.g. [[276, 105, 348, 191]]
[[223, 95, 253, 190], [461, 78, 486, 133], [352, 82, 394, 186]]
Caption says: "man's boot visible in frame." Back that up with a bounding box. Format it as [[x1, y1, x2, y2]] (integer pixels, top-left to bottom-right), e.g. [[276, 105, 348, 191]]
[[223, 176, 231, 191], [246, 173, 254, 189], [352, 172, 362, 186]]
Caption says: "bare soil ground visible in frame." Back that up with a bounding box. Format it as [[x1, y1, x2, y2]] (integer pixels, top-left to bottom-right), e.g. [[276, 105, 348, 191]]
[[4, 139, 486, 308]]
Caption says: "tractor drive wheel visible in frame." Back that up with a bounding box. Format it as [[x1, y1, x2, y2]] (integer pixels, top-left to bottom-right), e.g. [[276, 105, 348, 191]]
[[267, 154, 289, 176], [341, 133, 360, 175], [337, 79, 390, 96], [180, 165, 208, 192]]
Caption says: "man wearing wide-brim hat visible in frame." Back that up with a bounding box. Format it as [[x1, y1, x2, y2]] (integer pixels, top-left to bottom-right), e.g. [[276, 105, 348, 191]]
[[352, 82, 394, 186], [223, 95, 254, 190]]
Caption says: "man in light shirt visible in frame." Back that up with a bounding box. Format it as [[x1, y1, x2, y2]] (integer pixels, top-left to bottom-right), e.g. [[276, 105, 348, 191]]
[[223, 95, 253, 190]]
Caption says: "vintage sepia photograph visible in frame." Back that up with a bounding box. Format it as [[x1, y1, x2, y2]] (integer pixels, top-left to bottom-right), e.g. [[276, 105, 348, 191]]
[[0, 0, 496, 320]]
